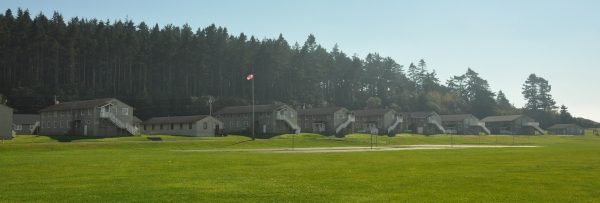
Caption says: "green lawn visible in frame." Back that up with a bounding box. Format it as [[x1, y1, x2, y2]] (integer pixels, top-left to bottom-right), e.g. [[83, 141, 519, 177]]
[[1, 133, 599, 202]]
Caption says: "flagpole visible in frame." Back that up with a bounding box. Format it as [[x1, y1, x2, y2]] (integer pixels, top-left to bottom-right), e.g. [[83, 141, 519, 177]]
[[252, 74, 255, 141]]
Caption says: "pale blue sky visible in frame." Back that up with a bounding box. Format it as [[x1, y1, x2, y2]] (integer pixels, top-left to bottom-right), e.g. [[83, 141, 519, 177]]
[[4, 0, 599, 122]]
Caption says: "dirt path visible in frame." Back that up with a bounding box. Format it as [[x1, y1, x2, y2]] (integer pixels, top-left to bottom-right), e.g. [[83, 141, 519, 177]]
[[175, 145, 540, 153]]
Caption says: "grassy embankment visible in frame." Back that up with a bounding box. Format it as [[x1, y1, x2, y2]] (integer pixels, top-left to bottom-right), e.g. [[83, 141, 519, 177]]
[[0, 133, 599, 202]]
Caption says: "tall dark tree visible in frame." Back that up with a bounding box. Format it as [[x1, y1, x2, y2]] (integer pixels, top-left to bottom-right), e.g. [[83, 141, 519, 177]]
[[522, 73, 556, 112], [559, 105, 574, 124]]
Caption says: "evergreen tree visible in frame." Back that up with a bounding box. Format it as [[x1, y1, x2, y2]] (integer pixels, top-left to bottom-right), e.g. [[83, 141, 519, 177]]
[[559, 105, 574, 124], [522, 74, 557, 112]]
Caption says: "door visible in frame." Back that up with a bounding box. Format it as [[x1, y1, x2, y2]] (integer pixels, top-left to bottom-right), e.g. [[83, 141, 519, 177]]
[[263, 125, 266, 133], [418, 127, 423, 134], [215, 125, 220, 136], [84, 125, 88, 136]]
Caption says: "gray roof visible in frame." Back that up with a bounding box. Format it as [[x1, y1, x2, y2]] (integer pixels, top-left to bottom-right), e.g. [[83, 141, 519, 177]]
[[547, 123, 582, 130], [480, 115, 524, 122], [38, 98, 132, 112], [13, 114, 39, 124], [133, 116, 143, 124], [440, 114, 476, 122], [214, 104, 287, 115], [399, 111, 436, 118], [353, 109, 395, 117], [297, 107, 345, 116], [142, 115, 211, 124]]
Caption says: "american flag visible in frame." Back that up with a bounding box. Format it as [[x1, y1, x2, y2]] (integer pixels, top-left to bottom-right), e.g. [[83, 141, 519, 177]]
[[246, 73, 254, 80]]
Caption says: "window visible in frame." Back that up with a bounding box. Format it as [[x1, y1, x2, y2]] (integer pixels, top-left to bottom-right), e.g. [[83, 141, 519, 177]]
[[160, 124, 163, 130], [244, 121, 249, 127], [67, 120, 70, 128], [88, 108, 92, 115], [54, 111, 57, 117], [122, 108, 129, 115], [363, 117, 367, 121], [305, 116, 309, 120], [144, 125, 147, 131], [60, 110, 63, 116], [378, 116, 382, 120], [60, 121, 64, 128], [171, 124, 174, 130], [42, 113, 45, 118], [266, 121, 269, 125], [54, 121, 56, 128], [47, 121, 50, 128], [312, 116, 316, 120], [244, 113, 248, 118], [152, 125, 155, 130], [189, 123, 193, 129], [237, 121, 241, 127], [81, 109, 84, 115], [229, 114, 233, 118], [229, 121, 233, 127], [327, 115, 331, 119], [203, 122, 208, 129], [291, 112, 294, 118], [259, 112, 263, 117], [180, 123, 183, 130], [305, 123, 309, 128], [266, 112, 270, 117], [378, 122, 382, 128], [212, 123, 216, 130], [14, 125, 22, 130], [237, 114, 241, 118], [67, 110, 71, 116], [86, 120, 90, 124], [41, 122, 44, 128]]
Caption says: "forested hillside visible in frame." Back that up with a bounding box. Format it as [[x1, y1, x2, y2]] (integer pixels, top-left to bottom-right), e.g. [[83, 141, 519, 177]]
[[0, 8, 597, 128]]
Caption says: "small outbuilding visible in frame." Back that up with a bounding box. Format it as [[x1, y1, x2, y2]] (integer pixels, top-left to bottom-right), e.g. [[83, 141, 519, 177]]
[[547, 124, 584, 135], [140, 115, 225, 136], [13, 114, 40, 135]]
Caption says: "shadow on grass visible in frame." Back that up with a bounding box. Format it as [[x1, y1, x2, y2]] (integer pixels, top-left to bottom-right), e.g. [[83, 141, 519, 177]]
[[48, 135, 106, 143], [237, 133, 282, 139]]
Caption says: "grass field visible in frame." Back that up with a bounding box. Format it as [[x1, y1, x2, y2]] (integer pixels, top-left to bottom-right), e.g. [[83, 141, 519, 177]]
[[1, 133, 599, 202]]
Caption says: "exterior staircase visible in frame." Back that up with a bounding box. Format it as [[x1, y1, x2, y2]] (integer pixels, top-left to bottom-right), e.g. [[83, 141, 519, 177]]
[[523, 122, 545, 135], [335, 115, 355, 134], [100, 112, 137, 135], [470, 122, 491, 135], [276, 114, 300, 131], [429, 119, 446, 134], [387, 115, 402, 134]]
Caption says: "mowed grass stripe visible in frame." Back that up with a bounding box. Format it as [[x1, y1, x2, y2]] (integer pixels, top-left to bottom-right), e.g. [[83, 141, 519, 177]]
[[0, 134, 599, 202]]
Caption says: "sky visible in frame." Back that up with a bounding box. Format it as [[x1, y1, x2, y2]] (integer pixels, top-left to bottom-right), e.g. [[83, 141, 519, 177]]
[[3, 0, 600, 122]]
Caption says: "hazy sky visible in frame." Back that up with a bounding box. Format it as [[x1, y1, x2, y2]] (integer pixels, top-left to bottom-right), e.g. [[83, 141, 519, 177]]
[[4, 0, 599, 122]]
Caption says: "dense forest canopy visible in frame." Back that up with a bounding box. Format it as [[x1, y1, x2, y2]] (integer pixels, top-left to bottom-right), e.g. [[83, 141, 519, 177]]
[[0, 8, 597, 128]]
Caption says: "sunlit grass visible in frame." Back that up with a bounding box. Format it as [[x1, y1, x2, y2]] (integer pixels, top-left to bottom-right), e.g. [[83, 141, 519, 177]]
[[0, 133, 599, 202]]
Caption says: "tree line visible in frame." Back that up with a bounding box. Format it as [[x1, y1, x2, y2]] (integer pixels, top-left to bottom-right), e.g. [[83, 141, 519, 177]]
[[0, 8, 597, 128]]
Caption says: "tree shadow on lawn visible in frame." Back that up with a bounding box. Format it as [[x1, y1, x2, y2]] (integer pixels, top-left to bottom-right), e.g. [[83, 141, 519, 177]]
[[48, 135, 106, 143], [237, 133, 281, 139]]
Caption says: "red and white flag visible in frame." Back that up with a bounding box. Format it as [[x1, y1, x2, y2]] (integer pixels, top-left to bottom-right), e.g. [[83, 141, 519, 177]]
[[246, 73, 254, 80]]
